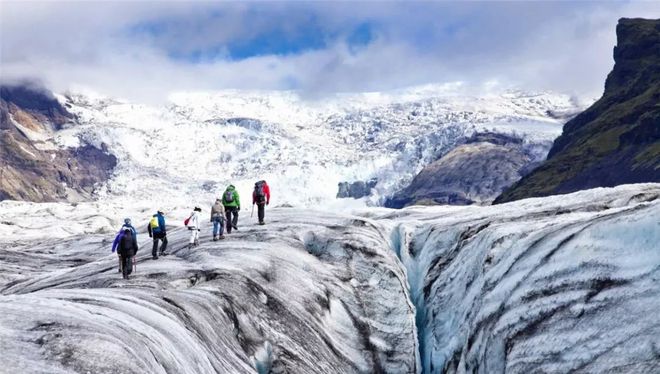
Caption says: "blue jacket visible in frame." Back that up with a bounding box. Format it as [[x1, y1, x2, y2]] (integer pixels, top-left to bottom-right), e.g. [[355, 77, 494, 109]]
[[112, 224, 137, 252], [148, 213, 166, 236]]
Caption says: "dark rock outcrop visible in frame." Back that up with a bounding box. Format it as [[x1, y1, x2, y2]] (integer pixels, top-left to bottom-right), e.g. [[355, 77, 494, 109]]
[[0, 82, 72, 129], [337, 179, 378, 199], [385, 133, 546, 208], [0, 82, 117, 202], [496, 18, 660, 203]]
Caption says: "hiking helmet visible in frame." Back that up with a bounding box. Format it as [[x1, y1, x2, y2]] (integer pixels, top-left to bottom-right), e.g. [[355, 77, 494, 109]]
[[124, 218, 131, 225]]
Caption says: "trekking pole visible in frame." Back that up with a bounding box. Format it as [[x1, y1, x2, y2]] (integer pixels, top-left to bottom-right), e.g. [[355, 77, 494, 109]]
[[251, 204, 254, 218]]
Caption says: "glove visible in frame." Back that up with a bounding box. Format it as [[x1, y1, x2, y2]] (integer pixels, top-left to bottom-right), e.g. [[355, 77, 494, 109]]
[[237, 207, 240, 211], [266, 201, 269, 205]]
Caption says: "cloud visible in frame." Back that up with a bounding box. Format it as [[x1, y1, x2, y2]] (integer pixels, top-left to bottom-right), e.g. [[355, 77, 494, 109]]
[[1, 1, 659, 102]]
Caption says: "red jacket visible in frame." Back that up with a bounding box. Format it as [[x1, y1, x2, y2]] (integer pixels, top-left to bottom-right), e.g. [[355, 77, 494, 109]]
[[252, 182, 270, 205]]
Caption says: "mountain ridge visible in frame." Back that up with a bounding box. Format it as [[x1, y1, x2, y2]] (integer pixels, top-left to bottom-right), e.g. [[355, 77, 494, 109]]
[[495, 18, 660, 203], [0, 83, 117, 202]]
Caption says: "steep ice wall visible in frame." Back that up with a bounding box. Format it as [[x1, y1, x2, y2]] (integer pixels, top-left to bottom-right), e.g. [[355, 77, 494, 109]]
[[0, 210, 418, 373], [373, 184, 660, 373]]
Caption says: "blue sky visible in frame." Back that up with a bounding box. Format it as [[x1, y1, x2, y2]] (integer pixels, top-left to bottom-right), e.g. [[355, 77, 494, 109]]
[[2, 1, 659, 101], [129, 8, 376, 62]]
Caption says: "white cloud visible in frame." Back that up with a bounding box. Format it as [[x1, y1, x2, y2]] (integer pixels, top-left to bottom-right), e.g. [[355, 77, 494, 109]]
[[1, 1, 659, 102]]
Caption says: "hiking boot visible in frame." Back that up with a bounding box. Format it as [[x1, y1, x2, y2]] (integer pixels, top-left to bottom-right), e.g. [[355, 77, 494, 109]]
[[213, 236, 218, 241], [123, 274, 129, 280], [152, 255, 158, 260], [219, 235, 225, 240], [232, 224, 238, 230], [259, 221, 265, 225]]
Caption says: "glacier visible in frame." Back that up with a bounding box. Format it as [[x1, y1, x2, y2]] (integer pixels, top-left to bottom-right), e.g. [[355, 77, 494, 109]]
[[1, 183, 658, 373], [49, 86, 583, 209]]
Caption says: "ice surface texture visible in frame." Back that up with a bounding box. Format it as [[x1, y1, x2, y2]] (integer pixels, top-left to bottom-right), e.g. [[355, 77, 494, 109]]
[[1, 184, 658, 373], [0, 210, 418, 373], [376, 183, 660, 373]]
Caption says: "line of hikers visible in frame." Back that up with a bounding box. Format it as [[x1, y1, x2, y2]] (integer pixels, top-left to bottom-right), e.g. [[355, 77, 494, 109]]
[[111, 181, 271, 279]]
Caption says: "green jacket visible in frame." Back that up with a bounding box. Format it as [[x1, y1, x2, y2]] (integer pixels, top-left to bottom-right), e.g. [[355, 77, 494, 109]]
[[222, 185, 240, 208]]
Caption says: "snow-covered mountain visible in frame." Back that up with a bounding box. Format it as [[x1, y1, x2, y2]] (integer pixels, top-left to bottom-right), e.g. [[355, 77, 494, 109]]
[[1, 184, 658, 373], [52, 85, 584, 210]]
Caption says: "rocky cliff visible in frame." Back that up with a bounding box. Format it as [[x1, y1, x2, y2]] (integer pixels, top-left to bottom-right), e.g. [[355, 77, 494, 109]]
[[0, 82, 117, 202], [496, 18, 660, 203], [385, 133, 548, 207]]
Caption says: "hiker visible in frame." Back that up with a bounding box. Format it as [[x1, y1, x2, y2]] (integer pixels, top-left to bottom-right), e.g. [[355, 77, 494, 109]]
[[186, 206, 202, 248], [147, 210, 168, 259], [210, 198, 226, 240], [222, 184, 240, 234], [117, 227, 138, 279], [252, 180, 271, 225], [112, 218, 138, 272]]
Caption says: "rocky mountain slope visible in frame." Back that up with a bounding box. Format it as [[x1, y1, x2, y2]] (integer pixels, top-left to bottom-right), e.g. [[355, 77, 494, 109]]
[[496, 18, 660, 203], [385, 133, 547, 207], [0, 83, 117, 202], [1, 183, 658, 373]]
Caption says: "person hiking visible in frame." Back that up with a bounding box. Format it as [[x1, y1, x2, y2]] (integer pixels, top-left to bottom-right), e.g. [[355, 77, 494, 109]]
[[222, 184, 240, 234], [186, 206, 202, 248], [112, 218, 138, 272], [210, 198, 226, 240], [252, 180, 271, 225], [117, 228, 138, 279], [147, 210, 167, 259]]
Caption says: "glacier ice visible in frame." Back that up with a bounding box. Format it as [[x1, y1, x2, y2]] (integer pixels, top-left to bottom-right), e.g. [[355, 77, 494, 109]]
[[1, 184, 658, 373], [0, 209, 418, 373], [372, 184, 660, 373], [51, 86, 582, 209]]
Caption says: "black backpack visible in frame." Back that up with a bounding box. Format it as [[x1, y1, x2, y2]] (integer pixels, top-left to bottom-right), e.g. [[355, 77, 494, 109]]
[[254, 181, 266, 202], [120, 229, 134, 254]]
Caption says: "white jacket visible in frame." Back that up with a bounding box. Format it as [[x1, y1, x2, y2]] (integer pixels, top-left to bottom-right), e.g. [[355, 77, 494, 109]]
[[187, 211, 200, 230]]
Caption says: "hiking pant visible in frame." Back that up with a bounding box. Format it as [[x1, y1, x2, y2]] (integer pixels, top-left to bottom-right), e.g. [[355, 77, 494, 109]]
[[212, 216, 224, 236], [257, 203, 265, 223], [152, 234, 168, 256], [121, 255, 133, 278], [189, 228, 199, 245], [225, 206, 238, 233]]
